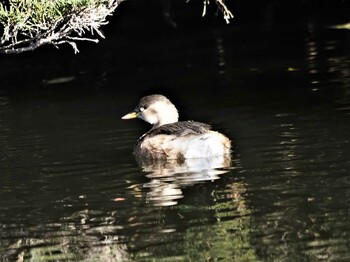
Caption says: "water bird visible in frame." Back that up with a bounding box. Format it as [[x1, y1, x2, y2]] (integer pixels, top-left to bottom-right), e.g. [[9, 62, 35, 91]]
[[122, 94, 231, 159]]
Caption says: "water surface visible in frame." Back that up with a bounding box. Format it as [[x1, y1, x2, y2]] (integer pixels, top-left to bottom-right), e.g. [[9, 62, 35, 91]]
[[0, 16, 349, 262]]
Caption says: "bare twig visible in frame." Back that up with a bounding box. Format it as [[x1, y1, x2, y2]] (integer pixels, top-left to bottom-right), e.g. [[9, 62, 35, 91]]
[[201, 0, 234, 24], [214, 0, 234, 23]]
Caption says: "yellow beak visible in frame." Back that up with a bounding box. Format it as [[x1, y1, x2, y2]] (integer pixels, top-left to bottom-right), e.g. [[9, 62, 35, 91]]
[[121, 111, 138, 119]]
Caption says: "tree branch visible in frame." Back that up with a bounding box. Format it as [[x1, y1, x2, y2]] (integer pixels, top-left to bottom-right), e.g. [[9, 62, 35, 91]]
[[0, 0, 124, 54]]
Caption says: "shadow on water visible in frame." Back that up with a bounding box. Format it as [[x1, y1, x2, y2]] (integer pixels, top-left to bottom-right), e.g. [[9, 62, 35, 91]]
[[1, 1, 350, 261]]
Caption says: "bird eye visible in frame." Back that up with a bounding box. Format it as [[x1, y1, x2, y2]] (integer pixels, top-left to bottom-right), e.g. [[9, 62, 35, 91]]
[[139, 106, 145, 112]]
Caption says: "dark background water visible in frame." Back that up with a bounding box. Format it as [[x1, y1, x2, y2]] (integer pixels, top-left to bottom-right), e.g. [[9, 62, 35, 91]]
[[1, 1, 349, 261]]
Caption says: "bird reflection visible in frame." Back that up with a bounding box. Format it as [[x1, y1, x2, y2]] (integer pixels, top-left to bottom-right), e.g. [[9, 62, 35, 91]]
[[136, 154, 232, 206]]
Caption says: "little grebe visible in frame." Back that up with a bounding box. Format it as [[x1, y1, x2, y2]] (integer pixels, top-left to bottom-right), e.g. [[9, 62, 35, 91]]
[[122, 94, 231, 159]]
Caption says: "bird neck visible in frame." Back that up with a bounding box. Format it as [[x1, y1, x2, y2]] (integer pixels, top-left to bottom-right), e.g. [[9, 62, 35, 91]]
[[153, 109, 178, 129], [152, 117, 177, 130]]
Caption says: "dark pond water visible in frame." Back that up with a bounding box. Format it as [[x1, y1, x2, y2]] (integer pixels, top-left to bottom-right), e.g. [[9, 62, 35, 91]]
[[1, 6, 350, 261]]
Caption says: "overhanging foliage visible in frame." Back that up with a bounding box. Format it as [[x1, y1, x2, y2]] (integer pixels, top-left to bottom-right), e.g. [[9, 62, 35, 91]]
[[0, 0, 232, 54], [0, 0, 124, 54]]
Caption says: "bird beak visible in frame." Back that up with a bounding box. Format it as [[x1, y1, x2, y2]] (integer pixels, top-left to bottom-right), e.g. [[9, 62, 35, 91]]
[[121, 111, 138, 119]]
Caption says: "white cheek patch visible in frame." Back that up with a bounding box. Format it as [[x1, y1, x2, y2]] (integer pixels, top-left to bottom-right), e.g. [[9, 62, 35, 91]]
[[141, 108, 158, 124], [146, 114, 157, 125], [152, 101, 178, 124], [152, 102, 167, 113], [140, 101, 179, 125]]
